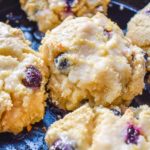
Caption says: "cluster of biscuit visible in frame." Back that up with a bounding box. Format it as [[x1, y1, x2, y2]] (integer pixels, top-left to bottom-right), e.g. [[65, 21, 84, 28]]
[[0, 0, 150, 150]]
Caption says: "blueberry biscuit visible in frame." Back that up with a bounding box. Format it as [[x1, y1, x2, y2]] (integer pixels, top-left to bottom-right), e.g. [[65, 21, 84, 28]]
[[40, 13, 145, 110], [45, 104, 150, 150], [127, 3, 150, 71], [20, 0, 110, 32], [0, 22, 48, 134], [127, 3, 150, 51]]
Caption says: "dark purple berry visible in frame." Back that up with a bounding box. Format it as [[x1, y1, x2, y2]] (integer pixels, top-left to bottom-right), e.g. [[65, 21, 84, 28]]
[[111, 108, 121, 116], [125, 124, 141, 145], [144, 52, 148, 61], [54, 53, 70, 72], [22, 65, 42, 89], [145, 10, 150, 15], [50, 138, 75, 150], [65, 0, 74, 12]]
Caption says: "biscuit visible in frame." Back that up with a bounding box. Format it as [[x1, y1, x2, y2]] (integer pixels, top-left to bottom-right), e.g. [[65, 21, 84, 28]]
[[0, 22, 48, 134], [40, 13, 145, 110], [46, 104, 150, 150], [20, 0, 110, 32]]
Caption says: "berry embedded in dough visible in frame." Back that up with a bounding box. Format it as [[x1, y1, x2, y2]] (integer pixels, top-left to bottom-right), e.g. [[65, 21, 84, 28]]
[[0, 22, 48, 134], [45, 104, 150, 150]]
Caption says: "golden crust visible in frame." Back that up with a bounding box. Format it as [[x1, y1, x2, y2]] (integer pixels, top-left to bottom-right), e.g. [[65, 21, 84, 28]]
[[40, 13, 145, 110], [46, 104, 150, 150], [0, 22, 48, 134], [20, 0, 110, 32]]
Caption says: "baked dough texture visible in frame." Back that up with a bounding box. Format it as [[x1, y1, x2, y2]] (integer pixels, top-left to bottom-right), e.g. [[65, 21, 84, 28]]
[[0, 22, 48, 134], [40, 13, 145, 110], [20, 0, 110, 32], [45, 104, 150, 150], [127, 3, 150, 71], [127, 3, 150, 51]]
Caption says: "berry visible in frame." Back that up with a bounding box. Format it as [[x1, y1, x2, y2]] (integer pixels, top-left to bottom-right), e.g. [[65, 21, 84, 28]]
[[125, 124, 141, 145], [22, 65, 42, 89], [54, 53, 70, 73], [111, 108, 121, 116], [65, 0, 74, 12], [145, 10, 150, 15], [50, 138, 75, 150]]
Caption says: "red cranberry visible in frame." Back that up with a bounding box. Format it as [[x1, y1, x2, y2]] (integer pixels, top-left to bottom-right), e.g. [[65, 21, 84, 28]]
[[22, 65, 42, 89], [125, 124, 141, 145]]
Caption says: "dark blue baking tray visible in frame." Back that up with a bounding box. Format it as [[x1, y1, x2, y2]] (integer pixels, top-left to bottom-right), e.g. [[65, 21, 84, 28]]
[[0, 0, 149, 149]]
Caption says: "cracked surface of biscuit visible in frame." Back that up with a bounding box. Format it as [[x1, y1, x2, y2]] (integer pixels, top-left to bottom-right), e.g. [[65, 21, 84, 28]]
[[45, 104, 150, 150], [0, 22, 48, 134], [40, 13, 145, 110], [20, 0, 110, 32]]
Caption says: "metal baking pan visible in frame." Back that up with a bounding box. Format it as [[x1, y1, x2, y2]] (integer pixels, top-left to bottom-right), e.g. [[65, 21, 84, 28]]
[[0, 0, 149, 149]]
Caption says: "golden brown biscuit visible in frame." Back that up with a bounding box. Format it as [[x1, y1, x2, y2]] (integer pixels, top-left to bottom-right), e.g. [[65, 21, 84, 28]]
[[127, 3, 150, 72], [0, 22, 48, 134], [127, 3, 150, 50], [40, 13, 145, 110], [20, 0, 110, 32], [46, 104, 150, 150]]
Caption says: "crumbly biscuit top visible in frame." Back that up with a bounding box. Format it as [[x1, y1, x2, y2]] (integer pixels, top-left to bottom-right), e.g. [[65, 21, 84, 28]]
[[46, 104, 150, 150], [40, 13, 145, 110]]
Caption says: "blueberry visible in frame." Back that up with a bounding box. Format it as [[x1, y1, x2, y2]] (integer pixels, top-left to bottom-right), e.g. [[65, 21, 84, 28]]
[[125, 124, 140, 145], [144, 52, 148, 61], [24, 32, 33, 42], [50, 138, 75, 150], [65, 0, 74, 12], [66, 0, 74, 6], [54, 53, 70, 73], [33, 31, 44, 41], [111, 108, 121, 116], [22, 65, 42, 89]]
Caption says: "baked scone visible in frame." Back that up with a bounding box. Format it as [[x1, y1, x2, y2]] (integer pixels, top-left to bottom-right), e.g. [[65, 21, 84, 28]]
[[0, 22, 48, 134], [127, 3, 150, 51], [20, 0, 110, 32], [127, 3, 150, 71], [40, 13, 145, 110], [45, 104, 150, 150]]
